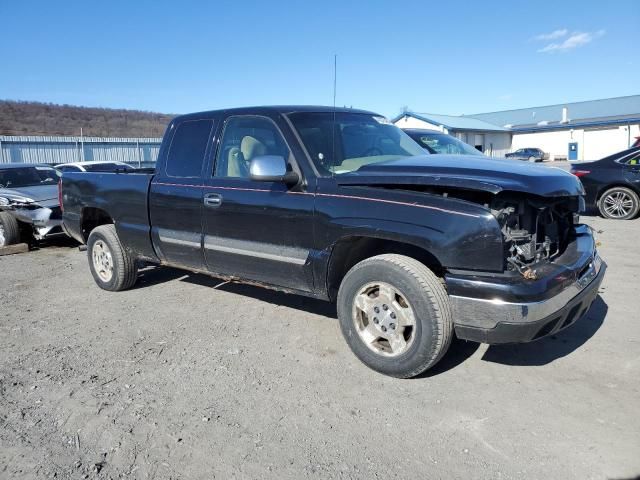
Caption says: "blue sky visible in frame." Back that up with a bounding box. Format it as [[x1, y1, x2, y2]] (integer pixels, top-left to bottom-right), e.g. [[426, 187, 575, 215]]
[[0, 0, 637, 118]]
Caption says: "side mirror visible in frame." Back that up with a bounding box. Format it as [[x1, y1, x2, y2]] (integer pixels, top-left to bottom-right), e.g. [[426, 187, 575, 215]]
[[249, 155, 299, 184]]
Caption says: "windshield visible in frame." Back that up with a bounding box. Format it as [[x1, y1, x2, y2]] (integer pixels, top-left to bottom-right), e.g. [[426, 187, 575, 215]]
[[288, 112, 425, 175], [0, 166, 60, 188], [406, 131, 482, 156]]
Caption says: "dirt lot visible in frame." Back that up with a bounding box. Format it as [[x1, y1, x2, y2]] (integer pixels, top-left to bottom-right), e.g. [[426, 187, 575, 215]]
[[1, 215, 639, 480]]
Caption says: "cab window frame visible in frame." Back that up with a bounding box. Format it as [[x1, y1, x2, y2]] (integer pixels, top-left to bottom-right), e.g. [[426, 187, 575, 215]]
[[212, 114, 297, 180], [164, 118, 215, 179]]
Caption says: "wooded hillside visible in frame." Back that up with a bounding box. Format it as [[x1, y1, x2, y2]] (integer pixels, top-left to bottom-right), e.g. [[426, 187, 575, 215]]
[[0, 100, 175, 137]]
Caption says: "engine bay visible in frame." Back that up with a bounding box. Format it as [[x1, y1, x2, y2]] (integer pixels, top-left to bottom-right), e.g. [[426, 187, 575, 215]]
[[490, 193, 580, 276], [376, 183, 582, 277]]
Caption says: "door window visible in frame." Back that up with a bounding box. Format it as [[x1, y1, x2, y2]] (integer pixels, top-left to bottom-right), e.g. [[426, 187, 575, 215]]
[[165, 119, 213, 178], [617, 148, 640, 165], [215, 116, 290, 178]]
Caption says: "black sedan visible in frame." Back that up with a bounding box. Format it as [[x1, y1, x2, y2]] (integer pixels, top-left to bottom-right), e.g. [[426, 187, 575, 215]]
[[505, 148, 547, 162], [571, 146, 640, 220]]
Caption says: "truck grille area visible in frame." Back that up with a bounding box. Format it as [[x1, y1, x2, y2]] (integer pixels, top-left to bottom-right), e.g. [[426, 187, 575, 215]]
[[491, 193, 580, 274]]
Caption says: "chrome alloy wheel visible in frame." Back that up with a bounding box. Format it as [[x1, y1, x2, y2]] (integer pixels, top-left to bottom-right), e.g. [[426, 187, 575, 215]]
[[92, 239, 114, 282], [602, 190, 634, 218], [0, 223, 5, 247], [352, 282, 416, 357]]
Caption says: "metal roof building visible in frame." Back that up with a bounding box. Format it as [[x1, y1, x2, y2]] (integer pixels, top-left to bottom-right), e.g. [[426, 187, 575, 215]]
[[393, 95, 640, 161], [0, 135, 162, 165], [467, 95, 640, 132], [392, 112, 508, 133], [392, 112, 512, 157]]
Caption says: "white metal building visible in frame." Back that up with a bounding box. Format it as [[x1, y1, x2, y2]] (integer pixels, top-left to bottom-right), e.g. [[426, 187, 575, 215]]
[[0, 135, 162, 165], [393, 95, 640, 161], [392, 112, 512, 157]]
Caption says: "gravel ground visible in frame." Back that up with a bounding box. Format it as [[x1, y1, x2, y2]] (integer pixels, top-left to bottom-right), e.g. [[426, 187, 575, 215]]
[[1, 215, 639, 480]]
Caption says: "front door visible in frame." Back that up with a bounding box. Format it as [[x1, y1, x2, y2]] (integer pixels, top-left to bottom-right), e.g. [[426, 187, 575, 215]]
[[201, 114, 316, 292]]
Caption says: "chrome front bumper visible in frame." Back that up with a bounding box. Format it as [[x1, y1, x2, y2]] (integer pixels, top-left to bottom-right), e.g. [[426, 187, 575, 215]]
[[446, 226, 606, 344]]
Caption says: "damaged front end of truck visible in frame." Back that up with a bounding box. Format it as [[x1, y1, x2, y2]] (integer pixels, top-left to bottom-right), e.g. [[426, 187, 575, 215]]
[[339, 156, 605, 344]]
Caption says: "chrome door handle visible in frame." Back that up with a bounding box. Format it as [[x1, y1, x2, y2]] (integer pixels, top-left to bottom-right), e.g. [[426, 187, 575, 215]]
[[204, 193, 222, 207]]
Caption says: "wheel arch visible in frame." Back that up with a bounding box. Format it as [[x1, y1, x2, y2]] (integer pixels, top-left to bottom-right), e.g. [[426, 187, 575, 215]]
[[80, 207, 114, 242], [325, 234, 444, 301]]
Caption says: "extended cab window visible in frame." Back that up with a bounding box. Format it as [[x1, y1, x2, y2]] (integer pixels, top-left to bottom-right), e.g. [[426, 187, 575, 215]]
[[165, 119, 213, 177], [215, 116, 290, 178]]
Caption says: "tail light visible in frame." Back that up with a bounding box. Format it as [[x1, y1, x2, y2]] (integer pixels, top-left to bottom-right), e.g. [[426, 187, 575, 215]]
[[571, 169, 590, 178], [58, 179, 64, 213]]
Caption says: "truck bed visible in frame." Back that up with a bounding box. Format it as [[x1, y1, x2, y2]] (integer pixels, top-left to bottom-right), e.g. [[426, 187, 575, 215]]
[[61, 170, 157, 260]]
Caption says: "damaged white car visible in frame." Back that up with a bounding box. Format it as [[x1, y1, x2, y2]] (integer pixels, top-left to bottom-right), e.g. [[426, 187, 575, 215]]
[[0, 164, 64, 247]]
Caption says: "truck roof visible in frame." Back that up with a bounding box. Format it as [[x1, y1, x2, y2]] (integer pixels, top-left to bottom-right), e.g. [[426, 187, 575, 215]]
[[175, 105, 378, 122]]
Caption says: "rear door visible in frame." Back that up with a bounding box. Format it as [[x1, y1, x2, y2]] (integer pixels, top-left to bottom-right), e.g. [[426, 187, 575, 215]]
[[201, 114, 316, 292], [149, 118, 215, 270]]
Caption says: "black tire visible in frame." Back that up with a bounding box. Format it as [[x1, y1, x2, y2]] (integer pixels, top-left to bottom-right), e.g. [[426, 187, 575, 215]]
[[87, 224, 138, 291], [597, 187, 640, 220], [0, 211, 21, 247], [337, 254, 453, 378]]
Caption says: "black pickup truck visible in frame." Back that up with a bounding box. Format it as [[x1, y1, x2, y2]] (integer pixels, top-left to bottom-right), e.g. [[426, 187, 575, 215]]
[[60, 106, 606, 378]]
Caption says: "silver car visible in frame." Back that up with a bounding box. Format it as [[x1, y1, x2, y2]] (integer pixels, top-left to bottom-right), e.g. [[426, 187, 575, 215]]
[[0, 164, 63, 247]]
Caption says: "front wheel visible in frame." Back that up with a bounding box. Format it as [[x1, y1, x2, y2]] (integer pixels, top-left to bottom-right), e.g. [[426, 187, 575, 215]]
[[597, 187, 640, 220], [337, 254, 453, 378], [528, 156, 537, 162], [87, 224, 138, 291], [0, 212, 21, 247]]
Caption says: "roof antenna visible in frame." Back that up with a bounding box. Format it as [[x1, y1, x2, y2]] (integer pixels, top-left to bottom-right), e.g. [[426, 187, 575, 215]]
[[331, 54, 337, 176], [333, 54, 337, 109]]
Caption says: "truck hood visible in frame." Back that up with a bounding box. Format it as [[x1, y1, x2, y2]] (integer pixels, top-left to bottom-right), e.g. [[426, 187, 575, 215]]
[[0, 184, 60, 208], [337, 154, 584, 197]]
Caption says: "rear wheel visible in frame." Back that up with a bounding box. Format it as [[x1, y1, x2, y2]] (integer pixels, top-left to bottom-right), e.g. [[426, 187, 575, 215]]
[[0, 212, 20, 247], [337, 254, 453, 378], [87, 224, 138, 291], [597, 187, 640, 220], [528, 156, 536, 162]]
